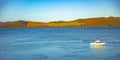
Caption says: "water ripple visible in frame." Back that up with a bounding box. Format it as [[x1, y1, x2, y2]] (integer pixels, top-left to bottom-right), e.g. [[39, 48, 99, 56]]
[[11, 41, 83, 45]]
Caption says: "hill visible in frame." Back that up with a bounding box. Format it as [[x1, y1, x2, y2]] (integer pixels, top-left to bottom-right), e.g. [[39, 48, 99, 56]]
[[0, 17, 120, 28]]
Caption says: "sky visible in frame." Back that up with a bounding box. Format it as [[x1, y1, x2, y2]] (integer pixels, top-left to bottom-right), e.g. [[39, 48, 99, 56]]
[[0, 0, 120, 22]]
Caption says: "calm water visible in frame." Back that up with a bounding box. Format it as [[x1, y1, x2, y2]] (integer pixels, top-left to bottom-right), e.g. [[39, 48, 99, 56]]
[[0, 27, 120, 60]]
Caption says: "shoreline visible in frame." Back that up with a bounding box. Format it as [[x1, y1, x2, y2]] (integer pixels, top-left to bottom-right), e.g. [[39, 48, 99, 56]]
[[0, 26, 120, 29]]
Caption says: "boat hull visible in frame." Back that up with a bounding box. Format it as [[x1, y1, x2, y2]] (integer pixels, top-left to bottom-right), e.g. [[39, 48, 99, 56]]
[[90, 43, 106, 46]]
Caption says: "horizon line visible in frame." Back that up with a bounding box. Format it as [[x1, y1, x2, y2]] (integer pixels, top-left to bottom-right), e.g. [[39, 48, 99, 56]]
[[1, 16, 120, 22]]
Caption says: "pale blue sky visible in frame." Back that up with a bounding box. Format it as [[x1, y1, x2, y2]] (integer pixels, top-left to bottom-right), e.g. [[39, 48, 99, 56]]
[[0, 0, 120, 22]]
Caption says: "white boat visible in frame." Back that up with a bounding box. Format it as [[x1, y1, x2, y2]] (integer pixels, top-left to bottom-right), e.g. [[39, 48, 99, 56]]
[[90, 42, 106, 46]]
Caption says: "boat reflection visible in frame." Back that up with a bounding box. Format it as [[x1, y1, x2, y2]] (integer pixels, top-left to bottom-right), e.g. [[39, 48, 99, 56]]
[[90, 44, 105, 51]]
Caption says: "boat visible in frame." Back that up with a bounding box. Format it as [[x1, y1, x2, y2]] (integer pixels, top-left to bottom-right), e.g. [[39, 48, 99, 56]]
[[90, 42, 106, 50], [90, 42, 106, 46]]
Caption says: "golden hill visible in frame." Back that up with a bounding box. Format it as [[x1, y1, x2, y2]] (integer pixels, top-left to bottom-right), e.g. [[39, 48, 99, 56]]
[[0, 17, 120, 28], [72, 17, 120, 27]]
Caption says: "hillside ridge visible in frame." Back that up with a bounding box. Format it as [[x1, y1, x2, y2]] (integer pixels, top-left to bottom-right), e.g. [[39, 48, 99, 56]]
[[0, 17, 120, 28]]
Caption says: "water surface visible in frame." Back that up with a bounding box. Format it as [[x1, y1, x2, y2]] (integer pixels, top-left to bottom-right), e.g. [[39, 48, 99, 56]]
[[0, 27, 120, 60]]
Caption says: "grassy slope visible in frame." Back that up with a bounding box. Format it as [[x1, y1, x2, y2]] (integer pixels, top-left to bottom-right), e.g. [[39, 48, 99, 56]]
[[0, 17, 120, 28]]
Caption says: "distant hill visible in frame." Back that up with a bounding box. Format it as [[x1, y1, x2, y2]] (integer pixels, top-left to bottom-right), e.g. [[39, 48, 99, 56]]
[[0, 17, 120, 28], [0, 20, 27, 28], [72, 17, 120, 27]]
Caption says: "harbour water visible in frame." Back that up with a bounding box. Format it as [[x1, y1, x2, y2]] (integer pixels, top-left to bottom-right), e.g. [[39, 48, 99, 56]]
[[0, 27, 120, 60]]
